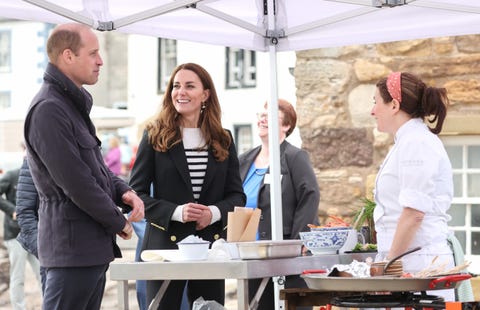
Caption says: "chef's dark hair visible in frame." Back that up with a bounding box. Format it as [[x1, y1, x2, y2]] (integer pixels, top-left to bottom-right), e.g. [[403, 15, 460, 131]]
[[376, 72, 449, 134]]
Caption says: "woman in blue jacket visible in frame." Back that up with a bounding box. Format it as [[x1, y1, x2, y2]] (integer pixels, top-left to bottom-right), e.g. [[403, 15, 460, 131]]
[[238, 99, 320, 310]]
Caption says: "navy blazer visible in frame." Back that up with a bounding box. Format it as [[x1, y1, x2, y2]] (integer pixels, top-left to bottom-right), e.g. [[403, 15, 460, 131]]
[[129, 130, 246, 251], [238, 141, 320, 240]]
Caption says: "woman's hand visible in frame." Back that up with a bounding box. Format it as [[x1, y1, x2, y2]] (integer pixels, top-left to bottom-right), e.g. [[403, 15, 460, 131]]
[[182, 203, 212, 230]]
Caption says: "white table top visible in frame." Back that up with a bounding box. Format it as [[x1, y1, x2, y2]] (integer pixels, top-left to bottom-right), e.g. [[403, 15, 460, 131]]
[[110, 253, 375, 281]]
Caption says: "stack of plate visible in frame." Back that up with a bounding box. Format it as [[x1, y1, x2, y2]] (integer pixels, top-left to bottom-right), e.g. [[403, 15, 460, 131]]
[[384, 260, 403, 276], [370, 260, 403, 276]]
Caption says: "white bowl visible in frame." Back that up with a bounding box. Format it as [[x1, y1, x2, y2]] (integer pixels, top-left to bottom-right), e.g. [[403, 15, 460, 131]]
[[177, 242, 210, 261], [299, 229, 350, 255]]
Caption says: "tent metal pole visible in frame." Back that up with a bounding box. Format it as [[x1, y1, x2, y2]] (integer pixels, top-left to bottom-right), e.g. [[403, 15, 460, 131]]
[[285, 7, 377, 37], [197, 5, 264, 36], [113, 0, 200, 28], [410, 1, 480, 13], [265, 0, 284, 309], [22, 0, 93, 26]]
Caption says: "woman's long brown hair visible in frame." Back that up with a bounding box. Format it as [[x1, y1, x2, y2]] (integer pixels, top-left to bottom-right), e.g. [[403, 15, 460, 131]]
[[146, 63, 231, 161]]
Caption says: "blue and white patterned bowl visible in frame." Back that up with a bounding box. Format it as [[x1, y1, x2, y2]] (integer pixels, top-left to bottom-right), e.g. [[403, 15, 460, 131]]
[[309, 226, 351, 232], [299, 229, 350, 255]]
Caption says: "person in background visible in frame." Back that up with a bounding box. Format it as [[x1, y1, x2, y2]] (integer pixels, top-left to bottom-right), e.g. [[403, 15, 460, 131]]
[[15, 156, 46, 294], [104, 135, 122, 176], [371, 72, 455, 300], [0, 165, 42, 310], [131, 218, 147, 310], [238, 99, 320, 310], [128, 62, 246, 309], [23, 23, 144, 310], [119, 136, 133, 179]]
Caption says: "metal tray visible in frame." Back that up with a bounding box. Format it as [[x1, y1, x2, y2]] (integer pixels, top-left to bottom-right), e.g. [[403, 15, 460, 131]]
[[236, 240, 303, 260], [301, 273, 471, 292]]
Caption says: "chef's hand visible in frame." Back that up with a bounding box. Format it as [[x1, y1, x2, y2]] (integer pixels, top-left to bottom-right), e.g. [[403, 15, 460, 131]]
[[122, 190, 144, 222], [118, 221, 133, 240]]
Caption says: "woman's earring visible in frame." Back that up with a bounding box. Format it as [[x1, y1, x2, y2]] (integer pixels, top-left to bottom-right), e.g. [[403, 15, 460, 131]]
[[201, 102, 206, 113]]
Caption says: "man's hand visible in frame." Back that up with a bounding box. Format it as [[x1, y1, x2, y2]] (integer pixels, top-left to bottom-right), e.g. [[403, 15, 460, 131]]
[[122, 190, 144, 222], [117, 221, 133, 240]]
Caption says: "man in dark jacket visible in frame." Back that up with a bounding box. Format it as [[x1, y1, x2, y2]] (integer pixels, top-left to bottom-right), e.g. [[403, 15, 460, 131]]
[[24, 23, 144, 310], [0, 166, 42, 309]]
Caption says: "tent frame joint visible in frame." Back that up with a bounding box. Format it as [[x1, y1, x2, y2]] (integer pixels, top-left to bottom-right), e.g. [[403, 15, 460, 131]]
[[266, 29, 285, 45], [372, 0, 406, 7], [97, 21, 115, 32]]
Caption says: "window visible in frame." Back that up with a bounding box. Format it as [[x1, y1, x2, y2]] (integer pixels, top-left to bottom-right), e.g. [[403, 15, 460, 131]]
[[0, 30, 12, 73], [234, 124, 253, 155], [226, 48, 256, 89], [443, 136, 480, 265], [157, 39, 177, 93], [0, 91, 11, 110]]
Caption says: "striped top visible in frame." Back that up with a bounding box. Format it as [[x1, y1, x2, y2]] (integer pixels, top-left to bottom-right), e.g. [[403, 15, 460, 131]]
[[183, 128, 208, 201]]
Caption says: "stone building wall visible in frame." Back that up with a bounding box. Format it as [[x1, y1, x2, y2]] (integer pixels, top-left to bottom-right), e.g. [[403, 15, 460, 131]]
[[294, 34, 480, 223]]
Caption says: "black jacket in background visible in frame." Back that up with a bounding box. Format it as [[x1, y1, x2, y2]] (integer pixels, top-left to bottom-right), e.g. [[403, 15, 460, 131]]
[[16, 157, 39, 257], [0, 168, 20, 241]]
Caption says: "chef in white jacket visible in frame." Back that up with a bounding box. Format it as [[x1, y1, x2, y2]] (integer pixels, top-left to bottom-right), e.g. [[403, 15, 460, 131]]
[[371, 72, 455, 301]]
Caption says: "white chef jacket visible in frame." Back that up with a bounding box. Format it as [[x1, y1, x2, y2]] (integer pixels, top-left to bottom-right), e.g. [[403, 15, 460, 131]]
[[373, 118, 455, 300]]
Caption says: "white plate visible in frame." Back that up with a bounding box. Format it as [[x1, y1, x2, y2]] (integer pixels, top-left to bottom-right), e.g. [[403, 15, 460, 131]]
[[141, 249, 210, 262]]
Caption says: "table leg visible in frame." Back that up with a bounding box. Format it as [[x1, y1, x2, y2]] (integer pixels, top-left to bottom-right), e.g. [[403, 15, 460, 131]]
[[148, 280, 171, 310], [249, 278, 269, 310], [237, 279, 249, 310], [117, 280, 129, 310]]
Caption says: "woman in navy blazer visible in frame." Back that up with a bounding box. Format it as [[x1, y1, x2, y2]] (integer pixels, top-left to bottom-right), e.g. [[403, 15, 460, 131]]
[[129, 63, 246, 309]]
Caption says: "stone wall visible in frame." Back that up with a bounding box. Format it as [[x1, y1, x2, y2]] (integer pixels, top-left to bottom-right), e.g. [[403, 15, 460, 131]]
[[294, 34, 480, 223]]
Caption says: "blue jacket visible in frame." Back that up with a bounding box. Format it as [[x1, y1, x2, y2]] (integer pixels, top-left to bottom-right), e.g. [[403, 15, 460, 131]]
[[24, 63, 131, 268], [16, 158, 39, 257], [238, 141, 320, 240]]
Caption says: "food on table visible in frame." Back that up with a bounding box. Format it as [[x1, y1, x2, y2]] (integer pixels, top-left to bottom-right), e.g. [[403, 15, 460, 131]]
[[308, 215, 350, 229], [352, 243, 377, 252]]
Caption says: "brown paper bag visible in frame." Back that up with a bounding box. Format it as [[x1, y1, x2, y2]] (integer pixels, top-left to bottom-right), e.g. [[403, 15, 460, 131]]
[[239, 208, 261, 241], [227, 207, 261, 242]]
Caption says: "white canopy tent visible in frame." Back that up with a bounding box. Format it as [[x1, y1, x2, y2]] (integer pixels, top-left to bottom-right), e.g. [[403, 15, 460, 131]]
[[3, 0, 480, 250], [3, 0, 480, 239], [2, 1, 480, 307]]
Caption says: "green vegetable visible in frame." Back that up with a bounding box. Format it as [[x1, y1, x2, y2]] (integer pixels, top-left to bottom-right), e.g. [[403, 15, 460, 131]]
[[352, 243, 377, 252], [353, 198, 376, 230]]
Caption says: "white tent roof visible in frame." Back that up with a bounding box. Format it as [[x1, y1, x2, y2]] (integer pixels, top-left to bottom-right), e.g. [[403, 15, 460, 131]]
[[2, 0, 480, 52]]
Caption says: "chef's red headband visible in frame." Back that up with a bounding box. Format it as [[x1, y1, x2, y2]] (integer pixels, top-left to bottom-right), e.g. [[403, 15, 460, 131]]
[[387, 72, 402, 103]]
